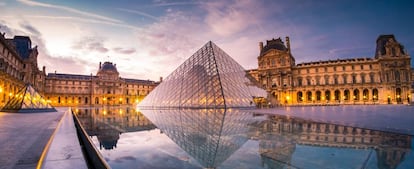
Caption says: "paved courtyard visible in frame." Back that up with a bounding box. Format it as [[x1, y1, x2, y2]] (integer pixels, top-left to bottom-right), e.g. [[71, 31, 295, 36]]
[[0, 108, 65, 169]]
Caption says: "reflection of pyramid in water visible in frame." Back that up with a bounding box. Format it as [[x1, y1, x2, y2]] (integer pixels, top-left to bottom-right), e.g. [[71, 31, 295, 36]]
[[1, 84, 56, 113], [141, 108, 256, 168], [138, 41, 266, 109]]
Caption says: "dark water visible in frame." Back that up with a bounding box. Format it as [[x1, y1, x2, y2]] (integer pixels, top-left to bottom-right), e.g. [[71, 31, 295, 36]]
[[75, 106, 414, 169]]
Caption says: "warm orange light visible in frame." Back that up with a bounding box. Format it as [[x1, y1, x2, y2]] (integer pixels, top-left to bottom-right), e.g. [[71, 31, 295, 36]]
[[103, 97, 107, 101], [388, 95, 391, 98], [9, 93, 13, 97], [103, 110, 107, 115], [119, 98, 123, 101], [286, 96, 290, 100], [119, 109, 123, 115], [0, 87, 3, 93], [397, 95, 400, 98]]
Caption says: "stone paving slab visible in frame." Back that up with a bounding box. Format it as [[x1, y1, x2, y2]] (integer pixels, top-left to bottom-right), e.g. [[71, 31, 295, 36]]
[[43, 109, 87, 169], [0, 108, 65, 169]]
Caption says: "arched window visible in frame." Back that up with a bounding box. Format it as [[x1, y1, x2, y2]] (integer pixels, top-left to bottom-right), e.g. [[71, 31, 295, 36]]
[[306, 91, 312, 101], [344, 90, 350, 101], [297, 92, 303, 102], [372, 89, 379, 101], [396, 88, 402, 103], [316, 91, 321, 101], [353, 89, 360, 101], [325, 90, 331, 101], [363, 89, 369, 101], [95, 97, 99, 104]]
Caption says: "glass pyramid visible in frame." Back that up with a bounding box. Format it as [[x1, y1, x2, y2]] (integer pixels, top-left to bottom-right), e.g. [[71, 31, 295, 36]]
[[138, 41, 266, 109], [140, 108, 258, 168], [1, 84, 56, 113]]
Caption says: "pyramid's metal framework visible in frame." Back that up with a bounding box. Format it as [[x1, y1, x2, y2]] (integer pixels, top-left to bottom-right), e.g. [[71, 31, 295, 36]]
[[1, 84, 56, 113], [138, 41, 266, 109], [141, 108, 255, 168]]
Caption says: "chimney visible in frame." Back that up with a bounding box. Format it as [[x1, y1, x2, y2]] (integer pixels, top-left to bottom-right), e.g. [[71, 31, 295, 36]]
[[99, 62, 102, 69], [42, 66, 46, 73], [160, 76, 163, 82], [286, 36, 290, 52], [259, 42, 263, 51]]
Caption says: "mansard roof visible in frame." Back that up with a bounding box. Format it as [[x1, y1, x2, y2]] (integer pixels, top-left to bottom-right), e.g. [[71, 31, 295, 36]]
[[122, 78, 156, 85], [375, 34, 405, 57], [296, 57, 374, 67], [99, 62, 119, 73], [47, 73, 156, 84], [47, 73, 94, 80], [260, 38, 288, 56]]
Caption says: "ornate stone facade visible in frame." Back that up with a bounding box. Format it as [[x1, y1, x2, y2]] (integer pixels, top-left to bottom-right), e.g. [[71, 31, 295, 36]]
[[0, 32, 158, 108], [0, 33, 46, 107], [43, 61, 158, 107], [253, 35, 413, 105]]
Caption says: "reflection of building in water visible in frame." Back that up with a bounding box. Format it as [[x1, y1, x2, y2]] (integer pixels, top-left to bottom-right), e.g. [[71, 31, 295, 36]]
[[75, 107, 155, 150], [255, 115, 411, 169], [140, 108, 258, 169]]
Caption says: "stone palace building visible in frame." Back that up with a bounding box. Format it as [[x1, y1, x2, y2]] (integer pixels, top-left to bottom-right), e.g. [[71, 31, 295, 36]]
[[0, 32, 157, 107], [250, 35, 413, 105]]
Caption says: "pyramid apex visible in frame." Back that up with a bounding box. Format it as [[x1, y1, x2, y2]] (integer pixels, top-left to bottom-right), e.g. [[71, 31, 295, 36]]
[[138, 41, 266, 109]]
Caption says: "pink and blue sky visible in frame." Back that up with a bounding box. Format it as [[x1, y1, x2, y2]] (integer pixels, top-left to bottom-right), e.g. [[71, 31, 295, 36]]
[[1, 0, 413, 81]]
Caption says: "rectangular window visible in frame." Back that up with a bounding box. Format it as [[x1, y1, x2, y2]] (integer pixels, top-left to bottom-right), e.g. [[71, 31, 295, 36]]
[[360, 65, 363, 70]]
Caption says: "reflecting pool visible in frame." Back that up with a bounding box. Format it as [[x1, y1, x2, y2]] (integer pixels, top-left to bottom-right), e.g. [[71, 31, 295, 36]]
[[75, 106, 414, 169]]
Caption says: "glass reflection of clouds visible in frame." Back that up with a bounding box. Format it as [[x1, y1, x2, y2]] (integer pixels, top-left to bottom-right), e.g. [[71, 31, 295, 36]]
[[140, 108, 260, 168], [76, 107, 414, 169]]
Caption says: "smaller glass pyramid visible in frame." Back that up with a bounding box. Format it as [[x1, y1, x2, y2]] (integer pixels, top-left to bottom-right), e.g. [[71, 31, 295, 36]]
[[1, 84, 56, 113]]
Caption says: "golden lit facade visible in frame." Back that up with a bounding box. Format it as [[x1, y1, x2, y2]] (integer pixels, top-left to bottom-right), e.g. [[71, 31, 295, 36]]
[[0, 32, 158, 108], [0, 33, 46, 107], [254, 35, 412, 105], [43, 62, 158, 107]]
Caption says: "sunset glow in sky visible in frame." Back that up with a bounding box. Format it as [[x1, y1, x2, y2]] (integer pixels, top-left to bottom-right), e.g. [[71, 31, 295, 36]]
[[1, 0, 413, 81]]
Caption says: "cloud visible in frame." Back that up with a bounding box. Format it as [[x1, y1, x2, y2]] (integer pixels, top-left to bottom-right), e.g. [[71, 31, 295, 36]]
[[117, 8, 159, 21], [17, 0, 122, 23], [72, 37, 109, 53], [0, 2, 6, 6], [19, 22, 41, 36], [113, 47, 136, 54], [152, 1, 201, 7], [19, 15, 141, 30], [202, 0, 265, 37]]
